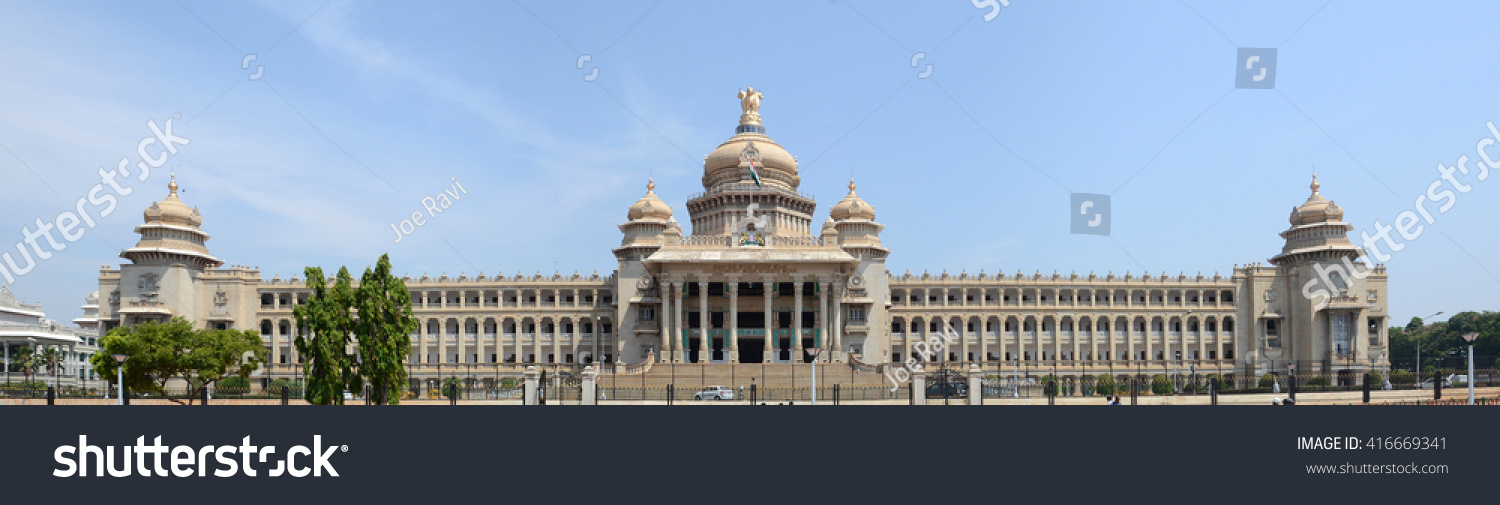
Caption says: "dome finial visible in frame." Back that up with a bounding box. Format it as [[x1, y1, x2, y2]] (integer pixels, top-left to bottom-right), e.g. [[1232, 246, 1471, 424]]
[[1310, 173, 1319, 193], [848, 179, 856, 192], [647, 178, 655, 192], [169, 173, 178, 196]]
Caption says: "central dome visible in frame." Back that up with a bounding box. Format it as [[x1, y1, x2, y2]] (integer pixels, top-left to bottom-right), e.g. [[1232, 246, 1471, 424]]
[[702, 87, 799, 191]]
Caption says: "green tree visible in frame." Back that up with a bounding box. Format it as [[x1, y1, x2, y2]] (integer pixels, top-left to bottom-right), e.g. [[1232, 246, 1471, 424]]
[[353, 254, 417, 405], [294, 266, 359, 405], [12, 346, 38, 384], [37, 347, 64, 385], [90, 318, 265, 405]]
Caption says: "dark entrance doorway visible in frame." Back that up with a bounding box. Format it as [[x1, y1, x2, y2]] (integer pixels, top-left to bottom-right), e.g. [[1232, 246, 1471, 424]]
[[741, 339, 764, 363], [801, 338, 816, 363], [688, 337, 700, 363], [711, 338, 725, 361]]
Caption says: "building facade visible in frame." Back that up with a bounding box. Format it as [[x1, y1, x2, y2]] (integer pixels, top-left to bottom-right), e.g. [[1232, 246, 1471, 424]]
[[1, 285, 100, 388], [93, 89, 1389, 385]]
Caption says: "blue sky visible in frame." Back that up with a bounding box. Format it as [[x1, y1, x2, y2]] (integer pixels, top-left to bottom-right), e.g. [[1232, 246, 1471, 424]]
[[2, 0, 1498, 327]]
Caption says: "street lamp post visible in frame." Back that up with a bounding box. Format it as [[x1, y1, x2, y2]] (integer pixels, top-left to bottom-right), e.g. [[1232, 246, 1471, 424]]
[[1462, 333, 1478, 405], [111, 354, 129, 405], [1416, 311, 1443, 384], [805, 347, 822, 405]]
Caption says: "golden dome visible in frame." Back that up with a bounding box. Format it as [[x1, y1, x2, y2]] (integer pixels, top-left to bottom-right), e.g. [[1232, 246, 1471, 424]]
[[627, 179, 673, 222], [143, 174, 203, 228], [1289, 174, 1342, 225], [829, 180, 876, 221], [702, 90, 799, 190]]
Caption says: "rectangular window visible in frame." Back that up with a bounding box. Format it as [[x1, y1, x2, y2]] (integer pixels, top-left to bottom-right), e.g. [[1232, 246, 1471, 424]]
[[1332, 313, 1351, 355], [848, 307, 865, 322], [640, 307, 655, 321]]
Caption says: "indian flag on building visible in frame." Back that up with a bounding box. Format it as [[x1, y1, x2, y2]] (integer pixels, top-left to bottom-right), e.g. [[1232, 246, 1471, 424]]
[[748, 157, 763, 188]]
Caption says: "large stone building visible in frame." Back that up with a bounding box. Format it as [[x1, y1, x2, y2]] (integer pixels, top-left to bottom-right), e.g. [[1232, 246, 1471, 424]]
[[92, 89, 1389, 386]]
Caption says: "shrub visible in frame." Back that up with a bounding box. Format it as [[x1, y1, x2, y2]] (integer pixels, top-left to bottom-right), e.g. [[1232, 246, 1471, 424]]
[[1258, 373, 1279, 388], [1365, 370, 1384, 386], [501, 377, 517, 388], [215, 375, 251, 396], [442, 377, 463, 399], [1390, 369, 1415, 384], [1093, 374, 1117, 396], [0, 381, 48, 390], [1151, 375, 1173, 395], [1305, 375, 1330, 387], [1040, 374, 1059, 396]]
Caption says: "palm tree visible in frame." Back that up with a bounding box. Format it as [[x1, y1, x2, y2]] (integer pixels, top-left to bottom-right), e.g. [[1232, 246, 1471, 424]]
[[13, 347, 37, 384], [38, 347, 63, 388]]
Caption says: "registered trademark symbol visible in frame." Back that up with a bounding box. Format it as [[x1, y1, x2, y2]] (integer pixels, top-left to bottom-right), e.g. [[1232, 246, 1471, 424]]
[[341, 445, 349, 452], [173, 112, 182, 120]]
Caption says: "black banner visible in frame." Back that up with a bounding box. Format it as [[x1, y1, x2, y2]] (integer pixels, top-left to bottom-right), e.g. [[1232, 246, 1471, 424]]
[[1, 406, 1493, 502]]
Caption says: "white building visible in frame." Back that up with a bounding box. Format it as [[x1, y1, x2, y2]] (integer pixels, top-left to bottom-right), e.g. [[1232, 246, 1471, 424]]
[[92, 89, 1389, 388], [1, 285, 99, 388]]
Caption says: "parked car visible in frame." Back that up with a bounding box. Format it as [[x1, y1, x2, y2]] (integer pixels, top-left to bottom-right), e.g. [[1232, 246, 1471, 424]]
[[694, 386, 734, 400], [1417, 376, 1454, 389]]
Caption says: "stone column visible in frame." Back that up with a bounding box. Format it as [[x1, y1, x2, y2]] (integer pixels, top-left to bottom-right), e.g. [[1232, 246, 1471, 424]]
[[675, 281, 686, 364], [458, 317, 467, 364], [288, 321, 299, 364], [523, 365, 539, 405], [270, 321, 281, 367], [697, 279, 708, 363], [662, 282, 674, 363], [761, 276, 774, 363], [819, 279, 830, 362], [912, 366, 927, 406], [968, 363, 982, 405], [726, 277, 739, 363], [572, 317, 582, 364], [793, 279, 804, 363], [533, 318, 544, 365], [581, 365, 597, 405], [552, 316, 562, 365], [831, 281, 843, 363], [1144, 318, 1153, 363], [978, 318, 988, 363], [592, 315, 601, 364]]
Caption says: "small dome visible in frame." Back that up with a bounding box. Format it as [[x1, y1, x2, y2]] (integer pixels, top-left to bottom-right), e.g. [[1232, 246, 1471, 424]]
[[829, 180, 876, 221], [144, 174, 203, 228], [1290, 175, 1340, 225], [84, 291, 99, 304], [627, 179, 673, 222]]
